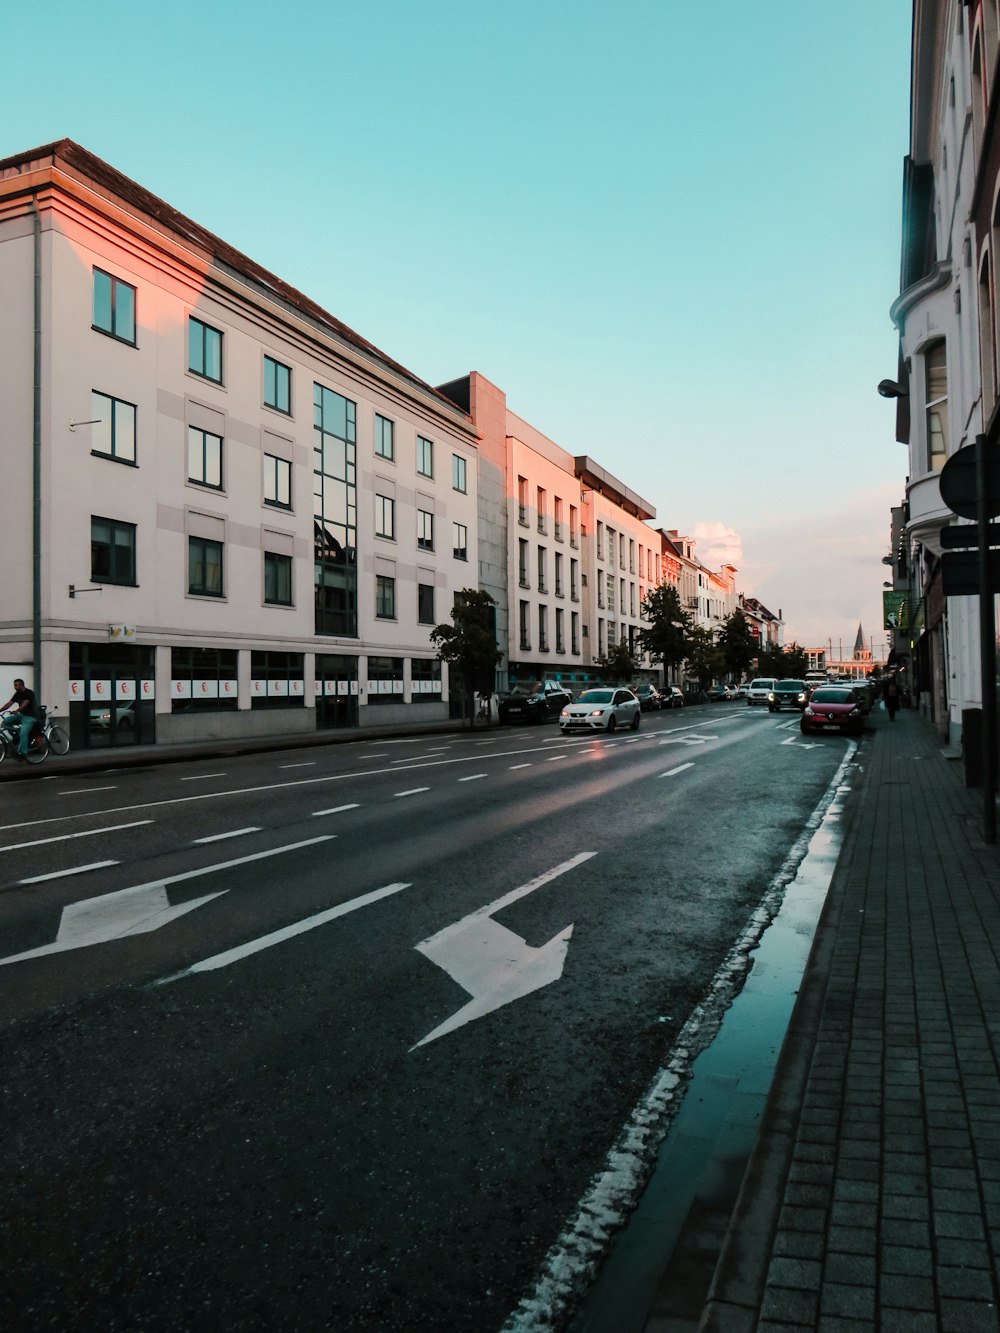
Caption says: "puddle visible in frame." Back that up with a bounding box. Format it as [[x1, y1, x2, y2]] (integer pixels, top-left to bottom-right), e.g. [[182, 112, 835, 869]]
[[568, 775, 854, 1333]]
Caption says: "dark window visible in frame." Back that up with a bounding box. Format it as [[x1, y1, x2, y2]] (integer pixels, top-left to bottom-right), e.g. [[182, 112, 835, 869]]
[[453, 522, 468, 561], [264, 356, 291, 413], [417, 509, 434, 551], [92, 268, 136, 344], [91, 517, 136, 585], [418, 582, 435, 624], [417, 436, 433, 477], [314, 383, 358, 637], [170, 646, 239, 713], [251, 649, 304, 710], [91, 391, 136, 463], [375, 414, 394, 460], [264, 551, 293, 605], [367, 654, 403, 705], [188, 317, 223, 383], [375, 494, 395, 539], [264, 453, 291, 508], [188, 536, 223, 597], [188, 426, 223, 489], [411, 657, 442, 700], [376, 574, 396, 619]]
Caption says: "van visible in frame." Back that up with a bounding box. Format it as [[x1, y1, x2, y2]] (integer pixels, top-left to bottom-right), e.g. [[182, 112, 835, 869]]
[[747, 678, 776, 707]]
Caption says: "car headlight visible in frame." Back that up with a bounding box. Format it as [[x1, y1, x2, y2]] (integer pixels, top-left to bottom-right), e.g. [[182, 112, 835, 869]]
[[804, 706, 815, 716], [560, 708, 569, 716], [589, 709, 605, 717], [768, 692, 776, 701]]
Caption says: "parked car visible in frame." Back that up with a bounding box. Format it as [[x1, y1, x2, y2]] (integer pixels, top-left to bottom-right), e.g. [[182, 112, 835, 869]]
[[497, 679, 573, 724], [768, 680, 808, 712], [735, 683, 750, 699], [89, 701, 135, 731], [800, 685, 865, 737], [661, 685, 685, 709], [559, 687, 640, 733], [746, 678, 776, 707], [707, 685, 734, 702], [632, 683, 662, 712]]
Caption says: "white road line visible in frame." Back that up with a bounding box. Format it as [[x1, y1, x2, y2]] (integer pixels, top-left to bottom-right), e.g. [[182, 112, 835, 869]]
[[192, 828, 261, 845], [660, 763, 695, 778], [155, 881, 412, 981], [509, 763, 532, 770], [180, 773, 227, 782], [547, 755, 567, 762], [395, 787, 430, 797], [311, 804, 359, 817], [20, 860, 119, 885], [4, 820, 153, 852], [60, 786, 117, 796], [280, 762, 316, 769], [459, 774, 487, 782]]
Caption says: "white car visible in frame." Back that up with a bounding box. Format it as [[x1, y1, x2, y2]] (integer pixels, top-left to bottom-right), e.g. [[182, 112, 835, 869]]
[[746, 678, 776, 707], [560, 687, 641, 733], [735, 682, 750, 699]]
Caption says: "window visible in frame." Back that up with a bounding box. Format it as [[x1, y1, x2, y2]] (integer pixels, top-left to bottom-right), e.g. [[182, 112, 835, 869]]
[[251, 650, 304, 710], [188, 316, 223, 383], [418, 582, 435, 624], [375, 415, 395, 461], [518, 476, 528, 525], [536, 486, 547, 533], [518, 538, 529, 587], [597, 522, 604, 558], [188, 536, 223, 596], [453, 523, 468, 560], [571, 558, 579, 601], [538, 605, 549, 652], [264, 356, 291, 413], [555, 552, 564, 596], [519, 600, 531, 651], [314, 383, 358, 638], [554, 497, 564, 541], [367, 654, 403, 705], [92, 268, 136, 344], [91, 517, 136, 585], [264, 453, 291, 508], [411, 657, 442, 700], [91, 391, 136, 463], [630, 540, 636, 574], [537, 546, 547, 593], [556, 607, 565, 653], [170, 647, 238, 714], [264, 551, 293, 605], [417, 436, 433, 477], [570, 504, 579, 547], [571, 611, 580, 655], [452, 454, 467, 493], [417, 509, 434, 551], [376, 574, 396, 618], [188, 426, 223, 489], [375, 494, 396, 540], [925, 340, 949, 471]]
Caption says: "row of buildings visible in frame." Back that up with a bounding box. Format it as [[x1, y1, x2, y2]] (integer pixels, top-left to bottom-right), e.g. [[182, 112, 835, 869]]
[[882, 1, 1000, 743], [0, 140, 782, 750]]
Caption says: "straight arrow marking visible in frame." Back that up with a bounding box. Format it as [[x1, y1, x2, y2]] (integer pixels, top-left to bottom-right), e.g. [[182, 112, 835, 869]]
[[411, 851, 596, 1051]]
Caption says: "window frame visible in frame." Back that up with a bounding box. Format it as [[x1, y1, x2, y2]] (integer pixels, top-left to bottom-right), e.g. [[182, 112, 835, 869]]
[[188, 316, 224, 384], [417, 582, 435, 625], [375, 493, 396, 541], [452, 453, 467, 493], [188, 535, 224, 598], [453, 522, 468, 561], [92, 268, 136, 345], [417, 508, 434, 551], [263, 355, 292, 414], [375, 414, 395, 461], [91, 515, 137, 586], [375, 573, 396, 619], [263, 453, 292, 509], [417, 436, 434, 478], [91, 390, 137, 465], [187, 425, 224, 490], [263, 550, 294, 606]]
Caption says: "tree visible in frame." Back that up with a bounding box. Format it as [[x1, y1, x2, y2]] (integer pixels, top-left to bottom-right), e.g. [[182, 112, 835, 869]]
[[637, 583, 691, 678], [716, 609, 757, 681], [593, 638, 640, 684], [756, 643, 808, 679], [685, 626, 725, 687], [429, 589, 502, 726]]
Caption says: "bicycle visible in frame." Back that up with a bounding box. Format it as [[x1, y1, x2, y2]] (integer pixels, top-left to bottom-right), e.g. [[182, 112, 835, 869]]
[[41, 710, 70, 755], [0, 713, 49, 765]]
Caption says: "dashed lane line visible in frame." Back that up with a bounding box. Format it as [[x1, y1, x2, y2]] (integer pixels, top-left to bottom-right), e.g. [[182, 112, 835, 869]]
[[311, 804, 360, 817], [19, 860, 120, 885], [193, 828, 261, 845], [395, 787, 431, 798], [660, 763, 695, 778], [3, 820, 153, 852]]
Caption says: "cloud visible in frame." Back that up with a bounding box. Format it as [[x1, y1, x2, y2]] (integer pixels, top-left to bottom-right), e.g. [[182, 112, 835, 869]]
[[691, 522, 743, 568]]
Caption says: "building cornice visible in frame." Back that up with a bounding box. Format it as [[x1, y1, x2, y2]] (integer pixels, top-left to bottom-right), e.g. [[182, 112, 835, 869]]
[[889, 258, 952, 329]]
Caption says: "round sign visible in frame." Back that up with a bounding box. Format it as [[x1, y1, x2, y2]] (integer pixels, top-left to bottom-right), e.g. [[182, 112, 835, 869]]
[[939, 440, 1000, 519]]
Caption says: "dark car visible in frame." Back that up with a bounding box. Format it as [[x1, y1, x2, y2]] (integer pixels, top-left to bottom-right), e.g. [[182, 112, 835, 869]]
[[768, 680, 808, 712], [661, 685, 685, 709], [707, 685, 734, 702], [632, 683, 662, 712], [800, 685, 865, 736], [497, 679, 573, 724]]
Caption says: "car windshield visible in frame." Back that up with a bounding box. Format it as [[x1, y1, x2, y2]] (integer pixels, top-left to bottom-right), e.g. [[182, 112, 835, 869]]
[[776, 681, 805, 691], [506, 682, 543, 697], [752, 680, 774, 689], [811, 688, 854, 704], [576, 690, 613, 704]]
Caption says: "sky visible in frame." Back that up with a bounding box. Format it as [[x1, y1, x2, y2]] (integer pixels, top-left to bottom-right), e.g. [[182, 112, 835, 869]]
[[3, 1, 913, 658]]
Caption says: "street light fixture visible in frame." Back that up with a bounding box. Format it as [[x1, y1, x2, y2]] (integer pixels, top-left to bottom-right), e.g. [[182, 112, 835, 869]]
[[877, 379, 908, 399]]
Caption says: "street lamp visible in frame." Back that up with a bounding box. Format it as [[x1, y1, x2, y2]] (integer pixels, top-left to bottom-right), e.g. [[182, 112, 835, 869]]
[[877, 379, 908, 399]]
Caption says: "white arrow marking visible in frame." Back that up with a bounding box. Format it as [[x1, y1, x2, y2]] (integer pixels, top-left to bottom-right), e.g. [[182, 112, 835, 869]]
[[781, 737, 821, 750], [411, 852, 596, 1051], [659, 735, 712, 746], [660, 763, 695, 778]]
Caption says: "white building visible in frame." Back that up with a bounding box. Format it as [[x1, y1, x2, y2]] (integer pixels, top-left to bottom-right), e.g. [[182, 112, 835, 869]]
[[0, 140, 479, 747]]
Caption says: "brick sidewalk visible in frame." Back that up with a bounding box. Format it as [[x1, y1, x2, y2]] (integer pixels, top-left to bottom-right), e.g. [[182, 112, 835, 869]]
[[699, 706, 1000, 1331]]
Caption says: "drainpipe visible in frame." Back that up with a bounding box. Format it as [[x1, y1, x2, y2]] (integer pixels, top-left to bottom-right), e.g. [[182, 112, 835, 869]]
[[30, 191, 41, 706]]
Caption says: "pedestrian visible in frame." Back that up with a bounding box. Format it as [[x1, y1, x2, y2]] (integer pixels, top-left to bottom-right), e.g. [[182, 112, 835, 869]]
[[0, 677, 40, 759], [884, 676, 899, 722]]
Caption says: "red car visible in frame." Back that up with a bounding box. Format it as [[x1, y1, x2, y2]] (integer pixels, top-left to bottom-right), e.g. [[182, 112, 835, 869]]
[[800, 686, 865, 737]]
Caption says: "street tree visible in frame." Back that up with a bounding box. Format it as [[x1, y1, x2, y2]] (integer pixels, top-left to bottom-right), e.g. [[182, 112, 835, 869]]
[[685, 626, 725, 688], [717, 609, 757, 681], [429, 589, 502, 726], [593, 638, 640, 684], [637, 583, 691, 678], [756, 643, 808, 680]]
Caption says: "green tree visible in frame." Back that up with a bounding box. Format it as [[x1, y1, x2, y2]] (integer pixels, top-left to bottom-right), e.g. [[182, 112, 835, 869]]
[[637, 583, 691, 677], [716, 609, 757, 681], [429, 589, 502, 726], [593, 638, 640, 684], [685, 626, 725, 687], [782, 643, 808, 678], [757, 643, 808, 679]]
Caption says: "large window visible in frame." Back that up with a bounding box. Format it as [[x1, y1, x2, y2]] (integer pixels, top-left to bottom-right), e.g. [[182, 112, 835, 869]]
[[366, 655, 403, 705], [375, 494, 396, 540], [251, 650, 304, 710], [170, 647, 238, 714], [375, 415, 395, 461], [91, 391, 136, 464], [925, 340, 949, 471], [452, 453, 467, 493], [188, 316, 223, 383], [264, 453, 291, 508], [417, 436, 434, 477], [376, 574, 396, 619], [92, 268, 136, 344], [91, 517, 136, 585], [264, 356, 291, 413], [188, 536, 223, 597], [411, 658, 442, 701], [264, 551, 293, 605], [188, 426, 223, 489], [314, 383, 358, 637]]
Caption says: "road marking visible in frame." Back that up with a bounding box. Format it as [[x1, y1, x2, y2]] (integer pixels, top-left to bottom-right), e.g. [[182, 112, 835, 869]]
[[660, 763, 695, 778], [192, 828, 261, 844], [311, 804, 359, 816], [181, 773, 227, 782], [60, 786, 117, 796], [19, 860, 119, 885], [411, 851, 597, 1051], [0, 837, 334, 967], [155, 881, 412, 982], [4, 820, 152, 852], [395, 787, 430, 797], [459, 774, 487, 782], [781, 736, 822, 750], [280, 762, 316, 769], [509, 763, 532, 770]]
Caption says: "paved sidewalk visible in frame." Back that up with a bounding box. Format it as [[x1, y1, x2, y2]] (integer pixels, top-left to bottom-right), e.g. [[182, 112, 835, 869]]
[[694, 706, 1000, 1331]]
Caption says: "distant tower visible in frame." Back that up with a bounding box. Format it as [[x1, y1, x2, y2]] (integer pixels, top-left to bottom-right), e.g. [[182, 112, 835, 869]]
[[853, 623, 871, 663]]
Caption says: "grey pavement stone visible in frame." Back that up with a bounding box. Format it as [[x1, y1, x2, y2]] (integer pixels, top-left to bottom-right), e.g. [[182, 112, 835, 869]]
[[827, 1226, 877, 1257], [937, 1265, 996, 1301], [880, 1244, 933, 1276], [880, 1272, 935, 1310], [938, 1298, 1000, 1330], [772, 1229, 825, 1261], [829, 1201, 878, 1228], [879, 1314, 942, 1332], [825, 1252, 876, 1286], [765, 1256, 823, 1289], [833, 1178, 878, 1203], [760, 1285, 819, 1324], [820, 1281, 876, 1320], [935, 1237, 991, 1268], [882, 1193, 930, 1221]]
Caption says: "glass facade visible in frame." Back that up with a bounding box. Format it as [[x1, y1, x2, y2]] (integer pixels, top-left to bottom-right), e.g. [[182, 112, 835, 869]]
[[314, 383, 358, 636]]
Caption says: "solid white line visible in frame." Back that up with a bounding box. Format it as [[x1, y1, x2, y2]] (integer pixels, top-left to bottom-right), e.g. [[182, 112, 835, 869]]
[[459, 774, 487, 782], [60, 786, 117, 796], [311, 804, 359, 817], [280, 762, 316, 769], [156, 881, 412, 980], [192, 828, 261, 845], [180, 773, 226, 782], [395, 787, 430, 797], [20, 860, 119, 885], [660, 763, 695, 778], [4, 820, 152, 852]]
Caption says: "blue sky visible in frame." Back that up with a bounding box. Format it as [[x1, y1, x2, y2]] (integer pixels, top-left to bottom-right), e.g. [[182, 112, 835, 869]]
[[5, 1, 912, 655]]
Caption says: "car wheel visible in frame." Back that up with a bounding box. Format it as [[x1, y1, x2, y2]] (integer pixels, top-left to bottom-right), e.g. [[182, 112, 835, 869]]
[[606, 715, 617, 733], [630, 711, 640, 731]]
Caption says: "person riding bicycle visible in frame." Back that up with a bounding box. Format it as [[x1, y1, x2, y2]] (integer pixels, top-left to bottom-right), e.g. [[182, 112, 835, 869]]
[[0, 678, 40, 761]]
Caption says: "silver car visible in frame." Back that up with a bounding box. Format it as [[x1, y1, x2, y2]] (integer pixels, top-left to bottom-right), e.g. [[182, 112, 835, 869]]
[[560, 687, 641, 733], [746, 678, 776, 707]]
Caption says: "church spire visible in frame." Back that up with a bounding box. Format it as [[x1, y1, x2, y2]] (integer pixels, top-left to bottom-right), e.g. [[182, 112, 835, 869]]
[[853, 624, 866, 659]]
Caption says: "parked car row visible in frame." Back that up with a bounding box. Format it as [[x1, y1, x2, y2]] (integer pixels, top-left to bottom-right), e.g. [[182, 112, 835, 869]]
[[495, 679, 685, 726]]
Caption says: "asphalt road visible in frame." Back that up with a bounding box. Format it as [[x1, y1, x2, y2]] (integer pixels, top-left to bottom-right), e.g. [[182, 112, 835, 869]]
[[0, 704, 855, 1331]]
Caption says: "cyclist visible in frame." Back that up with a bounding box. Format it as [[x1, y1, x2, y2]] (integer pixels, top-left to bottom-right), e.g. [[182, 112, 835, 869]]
[[0, 678, 40, 761]]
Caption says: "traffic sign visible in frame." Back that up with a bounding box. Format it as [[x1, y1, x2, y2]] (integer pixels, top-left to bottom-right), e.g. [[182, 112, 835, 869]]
[[940, 523, 1000, 549], [941, 549, 1000, 597], [939, 440, 1000, 519]]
